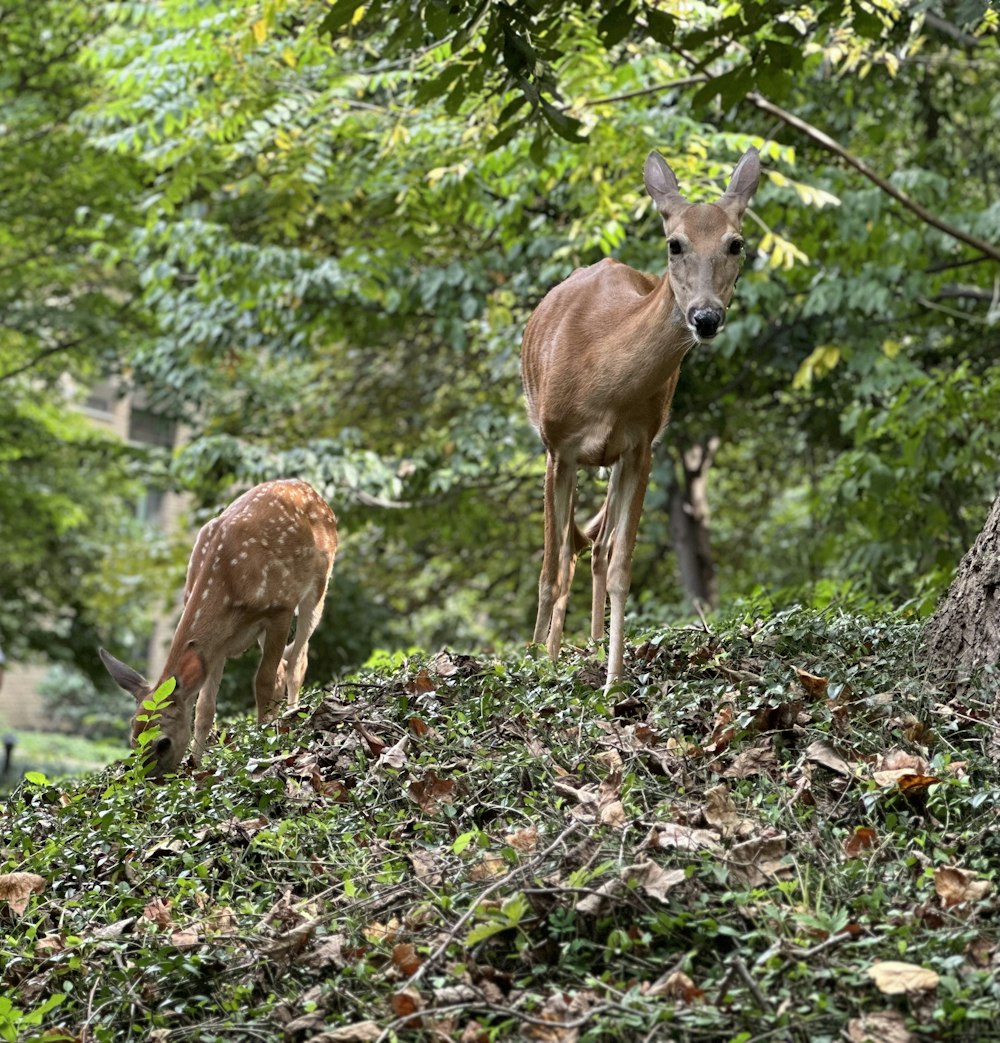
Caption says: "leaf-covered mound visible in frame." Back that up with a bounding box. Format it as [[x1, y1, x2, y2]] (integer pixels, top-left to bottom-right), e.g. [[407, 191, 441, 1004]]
[[2, 607, 999, 1043]]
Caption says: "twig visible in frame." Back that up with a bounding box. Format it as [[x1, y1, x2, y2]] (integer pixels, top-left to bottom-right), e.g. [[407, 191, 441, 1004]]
[[401, 821, 580, 991], [717, 666, 766, 686], [730, 955, 771, 1010]]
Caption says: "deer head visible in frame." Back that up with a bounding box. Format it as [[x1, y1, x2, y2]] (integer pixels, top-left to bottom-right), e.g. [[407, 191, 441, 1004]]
[[644, 147, 760, 341]]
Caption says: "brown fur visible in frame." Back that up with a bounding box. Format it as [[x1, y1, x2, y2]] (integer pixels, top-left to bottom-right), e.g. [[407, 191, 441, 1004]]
[[521, 149, 760, 691], [101, 479, 338, 776]]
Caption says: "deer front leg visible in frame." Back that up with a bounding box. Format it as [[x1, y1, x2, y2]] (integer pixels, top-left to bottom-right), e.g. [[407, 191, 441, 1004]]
[[536, 453, 578, 660], [256, 611, 294, 722], [283, 575, 331, 706], [191, 660, 225, 766], [604, 445, 652, 692]]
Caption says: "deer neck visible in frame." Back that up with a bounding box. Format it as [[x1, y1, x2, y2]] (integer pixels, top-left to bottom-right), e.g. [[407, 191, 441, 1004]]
[[617, 269, 692, 389]]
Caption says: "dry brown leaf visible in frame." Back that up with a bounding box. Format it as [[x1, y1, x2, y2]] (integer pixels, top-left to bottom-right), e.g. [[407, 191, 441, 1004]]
[[793, 666, 829, 698], [304, 1023, 383, 1043], [407, 849, 446, 885], [407, 716, 430, 736], [878, 749, 929, 774], [504, 826, 538, 854], [727, 834, 789, 886], [363, 917, 400, 944], [598, 799, 627, 829], [866, 960, 939, 995], [144, 837, 187, 860], [705, 701, 736, 753], [92, 917, 135, 940], [34, 934, 64, 956], [645, 970, 704, 1002], [896, 773, 940, 795], [352, 721, 386, 758], [703, 783, 753, 836], [846, 1010, 914, 1043], [302, 935, 348, 972], [170, 927, 201, 950], [871, 768, 922, 788], [408, 771, 457, 815], [143, 897, 173, 929], [310, 772, 351, 801], [205, 904, 239, 935], [843, 827, 878, 859], [521, 989, 598, 1042], [404, 667, 436, 695], [805, 740, 855, 777], [575, 876, 625, 916], [622, 860, 686, 902], [469, 855, 506, 882], [642, 823, 722, 854], [722, 746, 776, 779], [934, 866, 992, 907], [594, 749, 623, 771], [378, 735, 409, 770], [391, 942, 423, 977], [389, 986, 424, 1025], [0, 872, 46, 915]]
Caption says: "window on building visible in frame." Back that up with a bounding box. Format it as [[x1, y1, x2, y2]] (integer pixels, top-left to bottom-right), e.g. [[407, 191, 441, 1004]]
[[128, 408, 176, 449]]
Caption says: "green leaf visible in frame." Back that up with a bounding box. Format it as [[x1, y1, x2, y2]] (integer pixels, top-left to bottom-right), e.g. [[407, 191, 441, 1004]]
[[464, 920, 511, 946], [645, 10, 676, 45], [598, 2, 636, 47]]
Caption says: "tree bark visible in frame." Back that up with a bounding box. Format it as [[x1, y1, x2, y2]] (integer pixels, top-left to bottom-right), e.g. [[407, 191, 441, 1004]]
[[668, 437, 720, 611], [923, 490, 1000, 685]]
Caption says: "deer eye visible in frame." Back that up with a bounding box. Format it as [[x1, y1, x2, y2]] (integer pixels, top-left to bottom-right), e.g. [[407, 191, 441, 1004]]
[[729, 238, 744, 256], [668, 238, 683, 256]]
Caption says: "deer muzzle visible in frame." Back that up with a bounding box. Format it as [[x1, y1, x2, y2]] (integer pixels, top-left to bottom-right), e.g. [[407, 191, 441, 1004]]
[[688, 306, 725, 341]]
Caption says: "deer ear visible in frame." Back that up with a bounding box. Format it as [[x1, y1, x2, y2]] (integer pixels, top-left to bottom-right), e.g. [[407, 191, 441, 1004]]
[[99, 647, 150, 699], [176, 648, 207, 692], [718, 147, 761, 221], [644, 151, 689, 221]]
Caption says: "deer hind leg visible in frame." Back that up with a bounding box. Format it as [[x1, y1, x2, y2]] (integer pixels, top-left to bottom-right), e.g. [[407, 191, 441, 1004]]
[[255, 610, 295, 722], [534, 452, 578, 660], [604, 445, 652, 692], [587, 485, 615, 643], [282, 574, 331, 707], [192, 660, 225, 766]]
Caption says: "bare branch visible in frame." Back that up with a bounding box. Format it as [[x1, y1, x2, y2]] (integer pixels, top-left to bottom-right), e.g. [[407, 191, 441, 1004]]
[[745, 92, 1000, 264]]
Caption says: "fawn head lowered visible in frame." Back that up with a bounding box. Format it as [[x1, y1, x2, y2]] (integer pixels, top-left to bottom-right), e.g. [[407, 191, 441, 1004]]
[[100, 478, 338, 777], [645, 147, 760, 341]]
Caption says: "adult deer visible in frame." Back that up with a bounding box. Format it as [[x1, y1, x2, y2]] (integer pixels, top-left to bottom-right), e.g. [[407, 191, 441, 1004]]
[[100, 479, 338, 777], [522, 147, 760, 692]]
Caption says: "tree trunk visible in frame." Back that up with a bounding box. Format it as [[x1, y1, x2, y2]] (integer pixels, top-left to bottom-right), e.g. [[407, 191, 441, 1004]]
[[923, 490, 1000, 685], [668, 436, 720, 611]]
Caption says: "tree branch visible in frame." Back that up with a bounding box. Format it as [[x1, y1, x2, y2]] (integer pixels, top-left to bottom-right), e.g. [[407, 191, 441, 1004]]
[[745, 92, 1000, 264]]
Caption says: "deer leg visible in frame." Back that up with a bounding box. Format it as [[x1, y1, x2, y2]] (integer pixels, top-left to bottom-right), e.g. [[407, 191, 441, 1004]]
[[256, 611, 294, 722], [191, 660, 225, 766], [282, 576, 330, 707], [534, 453, 578, 659], [604, 445, 652, 692], [589, 470, 620, 643]]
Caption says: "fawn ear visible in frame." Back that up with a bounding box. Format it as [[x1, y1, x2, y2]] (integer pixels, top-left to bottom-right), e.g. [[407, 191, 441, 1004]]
[[99, 647, 150, 699], [175, 647, 207, 692]]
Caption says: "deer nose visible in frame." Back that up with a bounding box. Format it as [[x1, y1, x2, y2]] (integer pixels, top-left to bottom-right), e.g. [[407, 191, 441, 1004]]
[[688, 307, 724, 340]]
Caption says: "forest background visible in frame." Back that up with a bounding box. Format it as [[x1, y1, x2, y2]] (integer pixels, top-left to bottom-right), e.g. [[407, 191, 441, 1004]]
[[2, 0, 999, 717]]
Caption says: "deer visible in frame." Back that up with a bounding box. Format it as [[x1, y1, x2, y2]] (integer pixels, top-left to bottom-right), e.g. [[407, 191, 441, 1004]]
[[100, 478, 338, 777], [521, 146, 760, 693]]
